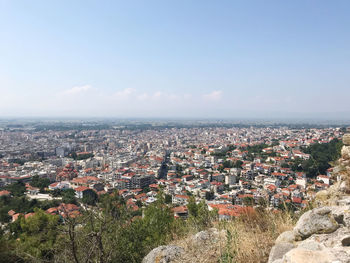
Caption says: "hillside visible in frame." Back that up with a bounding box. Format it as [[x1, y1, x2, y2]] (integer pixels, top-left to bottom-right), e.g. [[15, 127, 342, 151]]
[[142, 131, 350, 263]]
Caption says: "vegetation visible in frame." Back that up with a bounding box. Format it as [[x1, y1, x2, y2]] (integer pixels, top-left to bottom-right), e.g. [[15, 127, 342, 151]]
[[292, 138, 343, 177], [0, 190, 217, 263], [217, 208, 295, 263], [30, 175, 50, 191], [4, 181, 26, 196], [70, 152, 94, 160], [170, 206, 298, 263], [61, 189, 78, 204], [0, 194, 60, 223]]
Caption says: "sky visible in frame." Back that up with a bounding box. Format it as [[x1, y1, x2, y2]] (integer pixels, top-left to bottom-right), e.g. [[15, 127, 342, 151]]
[[0, 0, 350, 119]]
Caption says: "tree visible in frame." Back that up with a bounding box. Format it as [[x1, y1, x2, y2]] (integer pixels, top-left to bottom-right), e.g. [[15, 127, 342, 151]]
[[12, 209, 60, 261], [242, 196, 255, 206], [5, 181, 26, 196], [62, 189, 78, 204], [301, 138, 343, 177], [205, 191, 215, 201], [164, 194, 172, 204], [187, 196, 216, 230], [222, 160, 233, 169], [82, 189, 98, 206], [187, 196, 199, 218], [233, 160, 243, 168], [51, 189, 62, 197], [30, 175, 50, 191]]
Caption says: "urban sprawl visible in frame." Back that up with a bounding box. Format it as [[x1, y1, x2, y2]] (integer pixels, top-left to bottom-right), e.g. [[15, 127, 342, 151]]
[[0, 123, 344, 222]]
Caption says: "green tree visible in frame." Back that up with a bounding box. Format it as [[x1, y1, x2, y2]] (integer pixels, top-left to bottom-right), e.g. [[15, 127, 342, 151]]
[[62, 189, 77, 204], [30, 175, 50, 191], [187, 196, 216, 230], [205, 191, 215, 201], [13, 209, 60, 261], [164, 194, 172, 204], [5, 181, 26, 197], [82, 189, 98, 206]]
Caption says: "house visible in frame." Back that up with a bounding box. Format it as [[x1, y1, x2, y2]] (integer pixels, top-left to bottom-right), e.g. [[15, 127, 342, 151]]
[[317, 175, 330, 185], [74, 186, 91, 198], [296, 177, 307, 189], [49, 181, 71, 190], [0, 190, 11, 197], [172, 206, 188, 218], [172, 194, 190, 205]]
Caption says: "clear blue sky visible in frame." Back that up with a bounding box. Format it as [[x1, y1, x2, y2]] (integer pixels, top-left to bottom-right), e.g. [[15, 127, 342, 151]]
[[1, 0, 350, 119]]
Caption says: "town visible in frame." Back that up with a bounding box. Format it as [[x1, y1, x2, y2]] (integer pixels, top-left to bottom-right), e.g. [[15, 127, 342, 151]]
[[0, 121, 345, 223]]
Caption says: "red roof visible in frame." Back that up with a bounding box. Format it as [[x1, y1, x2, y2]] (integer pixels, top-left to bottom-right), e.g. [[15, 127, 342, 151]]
[[74, 186, 90, 192], [0, 190, 11, 196], [292, 197, 302, 204]]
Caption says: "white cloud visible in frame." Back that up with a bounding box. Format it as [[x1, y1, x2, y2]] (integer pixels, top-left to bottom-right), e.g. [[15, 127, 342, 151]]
[[62, 85, 91, 95], [202, 90, 222, 101], [113, 88, 135, 99]]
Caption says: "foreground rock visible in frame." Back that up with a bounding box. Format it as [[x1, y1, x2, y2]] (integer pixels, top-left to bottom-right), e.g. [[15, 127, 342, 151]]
[[268, 242, 295, 263], [142, 228, 225, 263], [269, 131, 350, 263], [191, 227, 222, 245], [294, 207, 339, 238], [142, 245, 184, 263]]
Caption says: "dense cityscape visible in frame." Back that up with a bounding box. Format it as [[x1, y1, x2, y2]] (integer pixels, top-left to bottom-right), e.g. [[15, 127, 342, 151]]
[[0, 121, 345, 223]]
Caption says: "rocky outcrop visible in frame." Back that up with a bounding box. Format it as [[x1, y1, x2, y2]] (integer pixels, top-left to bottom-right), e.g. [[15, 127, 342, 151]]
[[269, 204, 350, 263], [294, 207, 339, 238], [142, 245, 184, 263], [269, 130, 350, 263], [142, 228, 225, 263]]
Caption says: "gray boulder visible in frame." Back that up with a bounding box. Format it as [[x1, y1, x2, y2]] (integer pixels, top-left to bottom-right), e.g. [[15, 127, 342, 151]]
[[343, 134, 350, 146], [268, 242, 294, 263], [191, 227, 222, 245], [283, 248, 336, 263], [294, 207, 339, 239], [297, 239, 325, 251], [275, 230, 300, 244], [142, 245, 184, 263]]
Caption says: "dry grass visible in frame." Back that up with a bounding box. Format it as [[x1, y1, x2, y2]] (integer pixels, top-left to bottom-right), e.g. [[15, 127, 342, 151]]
[[218, 209, 295, 263], [171, 208, 296, 263]]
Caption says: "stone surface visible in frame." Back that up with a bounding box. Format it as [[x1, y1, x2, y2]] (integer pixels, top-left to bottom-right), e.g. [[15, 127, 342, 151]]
[[343, 134, 350, 146], [294, 207, 339, 238], [191, 228, 222, 245], [283, 248, 335, 263], [341, 236, 350, 246], [309, 227, 350, 248], [142, 245, 184, 263], [268, 242, 294, 263], [297, 239, 325, 251], [342, 146, 350, 160], [337, 197, 350, 206], [275, 230, 299, 244], [323, 247, 350, 263]]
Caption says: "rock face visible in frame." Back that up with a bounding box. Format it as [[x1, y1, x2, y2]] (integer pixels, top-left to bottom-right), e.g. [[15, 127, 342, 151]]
[[191, 227, 222, 245], [142, 228, 225, 263], [269, 205, 350, 263], [142, 245, 184, 263], [343, 134, 350, 146], [268, 132, 350, 263], [283, 248, 336, 263], [294, 207, 339, 238], [342, 145, 350, 161], [268, 242, 295, 263]]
